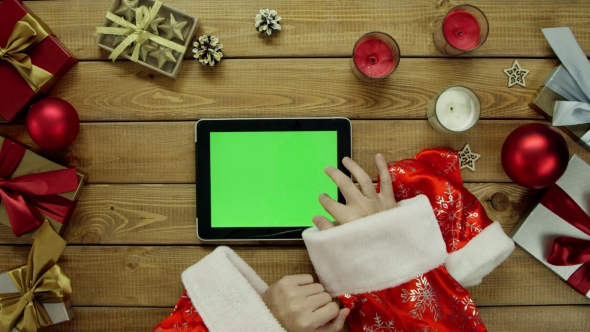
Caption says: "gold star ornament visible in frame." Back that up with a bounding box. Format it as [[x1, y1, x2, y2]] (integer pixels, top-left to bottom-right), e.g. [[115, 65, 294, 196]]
[[458, 144, 481, 172], [160, 14, 188, 41], [148, 16, 165, 34], [148, 45, 177, 69], [139, 43, 157, 62], [503, 60, 529, 88], [114, 0, 139, 22]]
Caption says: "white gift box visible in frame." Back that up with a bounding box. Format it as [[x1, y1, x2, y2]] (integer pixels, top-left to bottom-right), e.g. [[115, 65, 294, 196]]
[[511, 154, 590, 299]]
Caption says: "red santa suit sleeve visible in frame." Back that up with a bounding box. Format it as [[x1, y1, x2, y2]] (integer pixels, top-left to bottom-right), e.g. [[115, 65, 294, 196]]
[[303, 195, 488, 332], [382, 148, 515, 287], [153, 246, 286, 332]]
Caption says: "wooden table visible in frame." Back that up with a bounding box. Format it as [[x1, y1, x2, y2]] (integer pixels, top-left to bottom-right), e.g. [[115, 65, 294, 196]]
[[1, 0, 590, 331]]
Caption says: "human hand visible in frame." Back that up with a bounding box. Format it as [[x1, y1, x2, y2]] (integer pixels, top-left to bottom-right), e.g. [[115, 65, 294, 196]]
[[262, 274, 349, 332], [312, 153, 397, 230]]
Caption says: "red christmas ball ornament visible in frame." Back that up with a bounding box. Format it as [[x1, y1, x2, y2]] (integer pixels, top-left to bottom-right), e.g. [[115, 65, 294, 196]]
[[501, 123, 569, 189], [26, 97, 80, 149]]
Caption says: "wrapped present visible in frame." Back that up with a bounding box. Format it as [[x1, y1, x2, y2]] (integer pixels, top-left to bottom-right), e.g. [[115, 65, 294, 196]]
[[96, 0, 199, 78], [0, 0, 77, 122], [529, 27, 590, 151], [0, 220, 74, 332], [0, 136, 84, 238], [511, 155, 590, 298]]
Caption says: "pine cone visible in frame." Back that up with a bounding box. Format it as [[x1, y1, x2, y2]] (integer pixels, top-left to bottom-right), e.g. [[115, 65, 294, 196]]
[[255, 9, 281, 36], [192, 35, 224, 66]]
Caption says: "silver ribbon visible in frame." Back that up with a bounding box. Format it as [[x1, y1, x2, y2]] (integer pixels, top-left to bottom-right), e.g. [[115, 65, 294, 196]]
[[542, 27, 590, 141]]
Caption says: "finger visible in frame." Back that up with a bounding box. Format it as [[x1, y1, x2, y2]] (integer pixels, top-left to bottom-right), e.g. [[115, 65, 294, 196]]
[[324, 165, 364, 203], [310, 302, 340, 330], [312, 215, 335, 231], [299, 283, 326, 297], [284, 274, 314, 286], [318, 193, 351, 222], [316, 308, 350, 332], [342, 157, 376, 199], [306, 292, 333, 311], [375, 153, 396, 208]]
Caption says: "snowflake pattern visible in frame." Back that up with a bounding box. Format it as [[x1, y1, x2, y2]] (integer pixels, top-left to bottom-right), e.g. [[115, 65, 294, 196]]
[[396, 183, 410, 199], [444, 158, 458, 174], [401, 275, 442, 321], [447, 296, 483, 330], [363, 313, 399, 332], [344, 294, 370, 327], [411, 326, 439, 332], [430, 180, 485, 251], [172, 322, 190, 332]]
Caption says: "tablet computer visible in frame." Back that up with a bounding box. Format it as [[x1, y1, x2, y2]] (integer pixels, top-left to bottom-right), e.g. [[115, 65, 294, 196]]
[[195, 118, 352, 241]]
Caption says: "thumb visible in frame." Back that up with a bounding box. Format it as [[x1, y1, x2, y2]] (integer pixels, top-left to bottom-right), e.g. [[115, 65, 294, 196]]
[[316, 308, 350, 332], [312, 216, 335, 231]]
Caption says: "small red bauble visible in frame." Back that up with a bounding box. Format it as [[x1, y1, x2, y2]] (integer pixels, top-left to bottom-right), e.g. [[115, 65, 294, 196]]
[[501, 123, 569, 189], [26, 97, 80, 150]]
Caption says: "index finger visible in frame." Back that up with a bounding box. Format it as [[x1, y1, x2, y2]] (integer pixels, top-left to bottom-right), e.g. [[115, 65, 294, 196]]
[[376, 153, 396, 206], [324, 165, 364, 203], [284, 274, 314, 286], [342, 157, 377, 199]]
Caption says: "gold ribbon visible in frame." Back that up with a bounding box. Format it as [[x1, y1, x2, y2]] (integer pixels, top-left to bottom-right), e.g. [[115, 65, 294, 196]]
[[96, 0, 186, 62], [0, 13, 55, 93], [0, 220, 71, 332]]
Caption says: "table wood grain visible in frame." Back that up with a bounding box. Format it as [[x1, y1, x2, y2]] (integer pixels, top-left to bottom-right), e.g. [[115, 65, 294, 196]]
[[2, 0, 590, 331]]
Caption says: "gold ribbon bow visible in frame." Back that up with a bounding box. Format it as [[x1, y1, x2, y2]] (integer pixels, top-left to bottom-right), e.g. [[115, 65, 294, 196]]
[[0, 14, 55, 93], [96, 0, 186, 62], [0, 220, 71, 332]]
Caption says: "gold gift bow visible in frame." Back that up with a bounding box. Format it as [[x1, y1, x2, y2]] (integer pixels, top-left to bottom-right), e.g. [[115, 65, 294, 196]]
[[0, 13, 55, 94], [0, 220, 71, 332], [96, 0, 186, 62]]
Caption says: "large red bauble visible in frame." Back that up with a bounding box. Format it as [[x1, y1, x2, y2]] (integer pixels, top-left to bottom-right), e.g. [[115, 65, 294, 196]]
[[501, 123, 569, 189], [26, 97, 80, 149]]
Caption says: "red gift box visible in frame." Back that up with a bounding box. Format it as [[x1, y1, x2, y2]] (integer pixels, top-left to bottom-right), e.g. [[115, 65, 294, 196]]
[[0, 0, 77, 122]]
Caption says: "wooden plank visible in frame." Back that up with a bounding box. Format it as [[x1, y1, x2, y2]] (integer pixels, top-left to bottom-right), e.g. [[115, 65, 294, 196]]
[[478, 305, 590, 332], [42, 307, 171, 332], [1, 245, 589, 307], [49, 59, 550, 122], [0, 182, 538, 245], [41, 305, 590, 332], [25, 0, 590, 60], [1, 120, 586, 184]]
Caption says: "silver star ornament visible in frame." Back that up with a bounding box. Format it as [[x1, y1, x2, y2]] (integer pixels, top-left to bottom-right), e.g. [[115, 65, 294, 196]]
[[503, 60, 529, 88], [458, 144, 481, 172]]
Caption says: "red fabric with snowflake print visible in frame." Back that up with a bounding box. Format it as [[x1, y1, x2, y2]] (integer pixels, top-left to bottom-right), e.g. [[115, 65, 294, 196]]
[[153, 290, 209, 332], [378, 148, 493, 254], [338, 266, 486, 332]]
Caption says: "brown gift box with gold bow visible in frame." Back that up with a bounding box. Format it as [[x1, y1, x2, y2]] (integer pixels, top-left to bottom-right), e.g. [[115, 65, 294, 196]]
[[0, 0, 77, 122], [0, 221, 74, 332]]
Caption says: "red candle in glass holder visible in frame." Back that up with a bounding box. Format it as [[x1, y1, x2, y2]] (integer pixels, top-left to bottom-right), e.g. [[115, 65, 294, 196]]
[[351, 32, 399, 80], [443, 11, 481, 50], [353, 39, 395, 78], [433, 5, 488, 55]]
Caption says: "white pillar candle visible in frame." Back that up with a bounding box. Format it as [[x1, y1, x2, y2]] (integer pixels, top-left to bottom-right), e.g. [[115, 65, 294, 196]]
[[427, 86, 481, 133], [435, 90, 475, 131]]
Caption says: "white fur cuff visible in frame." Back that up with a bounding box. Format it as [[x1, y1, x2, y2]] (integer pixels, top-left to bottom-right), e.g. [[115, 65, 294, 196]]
[[446, 221, 515, 287], [303, 195, 447, 297], [181, 246, 286, 332]]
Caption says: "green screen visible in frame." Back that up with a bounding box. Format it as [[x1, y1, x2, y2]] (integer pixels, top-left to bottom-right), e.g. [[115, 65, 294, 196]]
[[210, 131, 338, 227]]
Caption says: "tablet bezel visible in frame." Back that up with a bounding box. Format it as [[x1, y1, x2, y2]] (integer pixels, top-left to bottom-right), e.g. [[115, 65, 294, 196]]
[[195, 117, 352, 241]]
